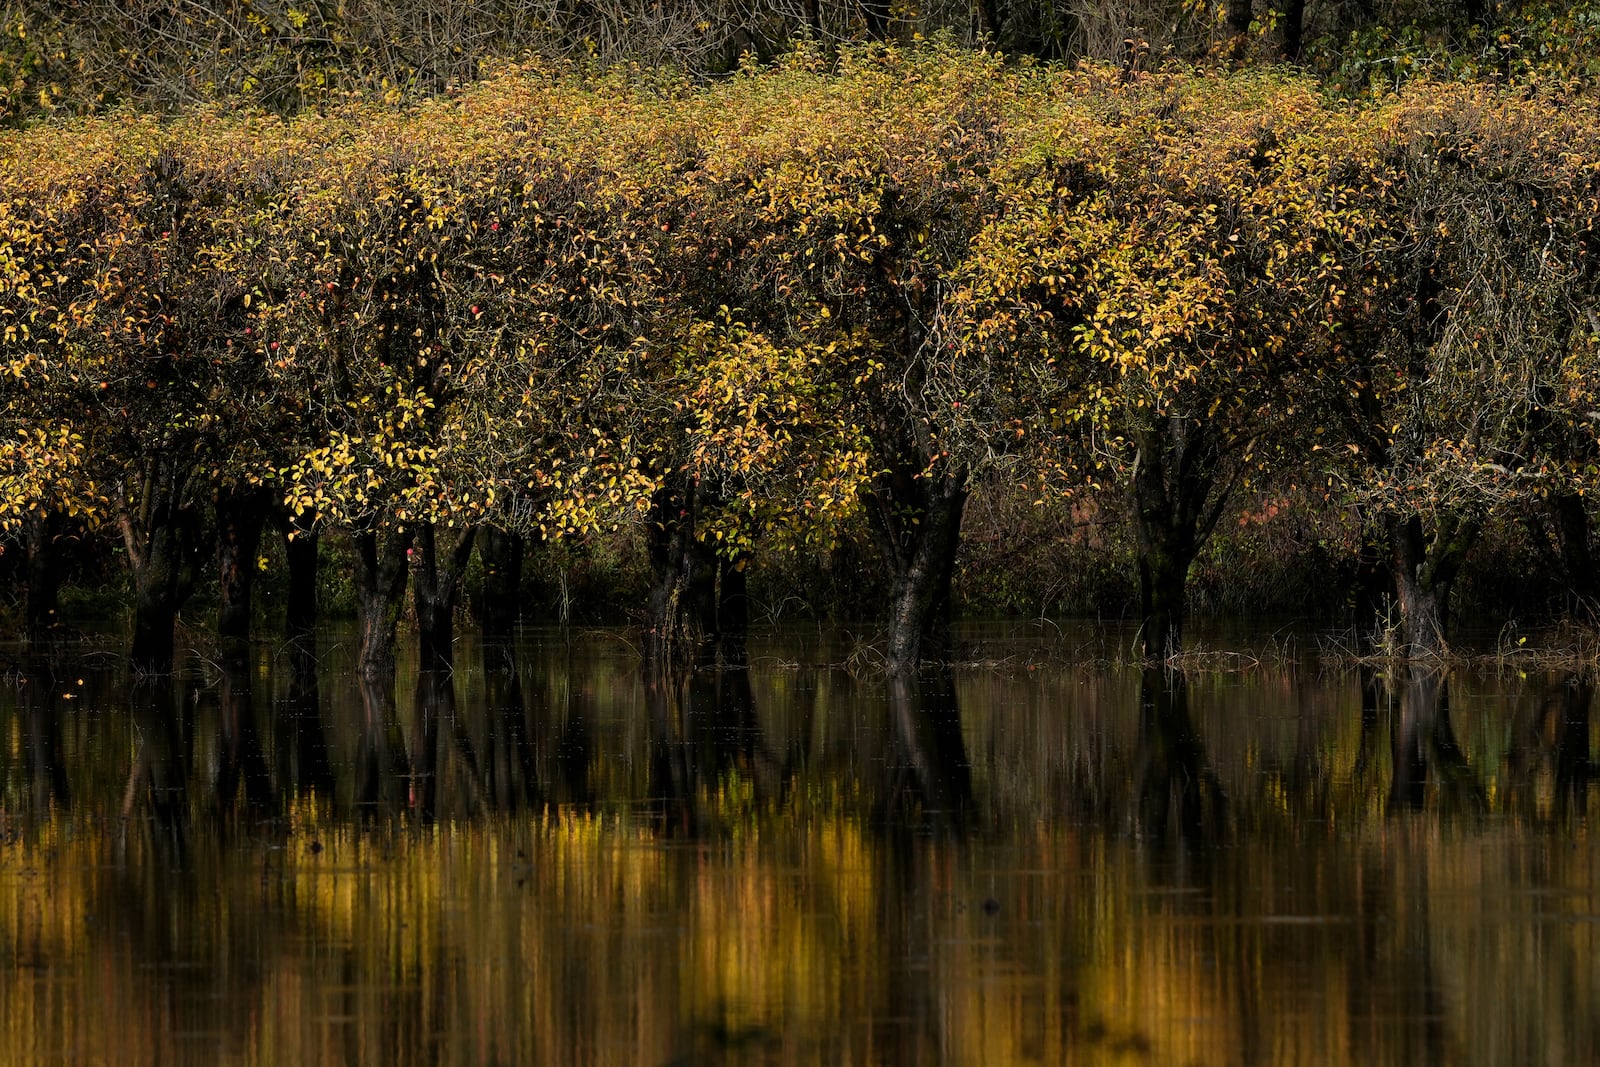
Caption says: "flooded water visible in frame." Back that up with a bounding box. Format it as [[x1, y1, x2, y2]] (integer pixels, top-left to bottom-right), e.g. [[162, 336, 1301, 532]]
[[2, 622, 1598, 1066]]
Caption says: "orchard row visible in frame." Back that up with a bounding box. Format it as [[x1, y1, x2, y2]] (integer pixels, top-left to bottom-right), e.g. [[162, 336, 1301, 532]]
[[3, 44, 1599, 675]]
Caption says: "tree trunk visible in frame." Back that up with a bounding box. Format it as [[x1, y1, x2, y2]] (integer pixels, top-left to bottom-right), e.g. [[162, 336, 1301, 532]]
[[1388, 512, 1478, 660], [977, 0, 1005, 41], [475, 525, 525, 642], [644, 480, 691, 668], [118, 461, 206, 674], [215, 487, 270, 654], [643, 475, 717, 670], [278, 636, 333, 796], [351, 526, 413, 685], [352, 517, 417, 814], [644, 477, 755, 670], [870, 468, 967, 676], [20, 511, 65, 640], [1281, 0, 1307, 59], [718, 553, 751, 668], [281, 511, 320, 639], [1137, 546, 1190, 665], [1129, 420, 1232, 663], [129, 580, 179, 676], [1549, 492, 1598, 621], [1351, 521, 1392, 655], [412, 522, 476, 672], [1227, 0, 1253, 38]]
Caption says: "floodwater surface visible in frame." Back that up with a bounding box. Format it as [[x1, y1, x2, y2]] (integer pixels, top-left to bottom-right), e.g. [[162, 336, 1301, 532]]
[[1, 623, 1598, 1066]]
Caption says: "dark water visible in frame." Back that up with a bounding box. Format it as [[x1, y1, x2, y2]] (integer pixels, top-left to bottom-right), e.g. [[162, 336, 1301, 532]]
[[2, 622, 1598, 1066]]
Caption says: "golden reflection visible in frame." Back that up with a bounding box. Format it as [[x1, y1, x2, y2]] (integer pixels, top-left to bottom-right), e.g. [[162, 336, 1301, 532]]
[[4, 807, 1600, 1064], [1, 632, 1599, 1064]]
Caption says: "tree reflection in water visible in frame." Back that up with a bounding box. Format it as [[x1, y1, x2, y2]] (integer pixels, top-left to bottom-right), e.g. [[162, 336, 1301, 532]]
[[1, 628, 1599, 1066], [18, 653, 69, 810], [208, 660, 275, 818], [355, 669, 411, 816], [275, 635, 335, 798], [878, 667, 973, 832], [1136, 667, 1226, 851], [1388, 666, 1486, 816], [646, 663, 778, 836], [1556, 674, 1594, 816], [125, 676, 189, 863], [477, 638, 541, 812], [406, 670, 443, 822]]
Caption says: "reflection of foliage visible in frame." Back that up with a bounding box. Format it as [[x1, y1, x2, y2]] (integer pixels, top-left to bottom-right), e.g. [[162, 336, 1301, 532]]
[[5, 647, 1600, 1066]]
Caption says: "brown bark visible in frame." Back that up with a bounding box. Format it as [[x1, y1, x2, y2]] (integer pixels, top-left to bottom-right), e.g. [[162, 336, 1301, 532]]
[[1388, 512, 1478, 660], [411, 521, 476, 672], [718, 553, 751, 668], [120, 469, 205, 675], [474, 524, 525, 642], [1281, 0, 1306, 60], [1549, 492, 1598, 621], [1226, 0, 1253, 39], [643, 474, 739, 670], [277, 508, 320, 640], [351, 526, 412, 685], [867, 467, 967, 676], [215, 487, 270, 654], [644, 476, 705, 668], [1129, 420, 1233, 663], [19, 512, 66, 640]]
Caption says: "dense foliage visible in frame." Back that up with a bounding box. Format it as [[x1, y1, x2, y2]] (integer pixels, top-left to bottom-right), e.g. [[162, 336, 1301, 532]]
[[5, 1, 1600, 123], [2, 44, 1599, 671]]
